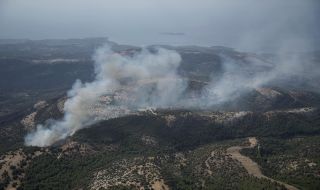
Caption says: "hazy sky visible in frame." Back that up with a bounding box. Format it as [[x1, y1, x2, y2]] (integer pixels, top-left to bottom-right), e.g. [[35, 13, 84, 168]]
[[0, 0, 319, 51]]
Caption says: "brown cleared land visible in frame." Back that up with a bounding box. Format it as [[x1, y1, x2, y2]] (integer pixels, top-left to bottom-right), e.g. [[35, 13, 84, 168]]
[[227, 137, 299, 190]]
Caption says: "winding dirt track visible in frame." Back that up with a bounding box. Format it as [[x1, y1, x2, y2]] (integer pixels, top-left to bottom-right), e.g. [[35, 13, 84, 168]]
[[227, 137, 299, 190]]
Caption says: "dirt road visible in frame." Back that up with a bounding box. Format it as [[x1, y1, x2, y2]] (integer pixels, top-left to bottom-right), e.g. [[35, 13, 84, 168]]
[[227, 137, 299, 190]]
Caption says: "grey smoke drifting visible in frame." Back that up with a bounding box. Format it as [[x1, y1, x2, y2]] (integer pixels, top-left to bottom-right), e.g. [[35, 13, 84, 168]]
[[204, 50, 320, 105], [204, 55, 275, 105], [25, 43, 319, 147], [25, 45, 186, 146]]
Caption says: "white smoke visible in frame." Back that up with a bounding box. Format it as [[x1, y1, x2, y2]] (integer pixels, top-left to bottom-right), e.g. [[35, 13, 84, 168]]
[[203, 56, 275, 105], [25, 45, 187, 147], [25, 43, 319, 147]]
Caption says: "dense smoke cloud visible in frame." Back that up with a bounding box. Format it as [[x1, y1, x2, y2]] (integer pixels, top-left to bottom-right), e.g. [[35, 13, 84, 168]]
[[25, 45, 186, 146], [25, 41, 320, 147]]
